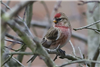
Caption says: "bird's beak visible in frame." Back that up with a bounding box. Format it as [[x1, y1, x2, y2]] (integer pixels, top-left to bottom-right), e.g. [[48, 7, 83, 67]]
[[53, 20, 57, 23]]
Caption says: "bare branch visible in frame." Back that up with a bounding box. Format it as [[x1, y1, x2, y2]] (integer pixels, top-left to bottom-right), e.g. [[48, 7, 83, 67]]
[[5, 39, 22, 44], [1, 9, 7, 66], [73, 20, 100, 31], [2, 1, 35, 22], [5, 33, 23, 42], [12, 57, 25, 67], [2, 55, 13, 66], [91, 44, 100, 67], [26, 3, 33, 28], [59, 59, 100, 67], [69, 40, 76, 56], [78, 47, 83, 59]]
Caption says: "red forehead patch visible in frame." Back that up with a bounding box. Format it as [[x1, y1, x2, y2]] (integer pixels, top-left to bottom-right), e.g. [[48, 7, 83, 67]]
[[54, 13, 61, 18]]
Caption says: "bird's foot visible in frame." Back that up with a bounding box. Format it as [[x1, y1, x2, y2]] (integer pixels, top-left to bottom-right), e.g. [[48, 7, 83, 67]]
[[58, 49, 65, 59], [53, 49, 65, 61]]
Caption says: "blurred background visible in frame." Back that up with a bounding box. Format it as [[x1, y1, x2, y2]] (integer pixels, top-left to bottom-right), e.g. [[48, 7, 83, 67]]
[[1, 1, 89, 67]]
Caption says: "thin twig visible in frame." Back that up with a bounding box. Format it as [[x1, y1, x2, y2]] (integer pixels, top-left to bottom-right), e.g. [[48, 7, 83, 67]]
[[26, 3, 33, 28], [69, 40, 76, 56], [5, 33, 23, 43], [5, 39, 22, 44], [91, 44, 100, 67], [12, 57, 25, 67], [1, 1, 11, 9], [78, 0, 95, 5], [4, 46, 18, 51], [59, 59, 100, 67], [23, 7, 27, 21], [78, 47, 83, 59], [2, 55, 13, 66], [83, 27, 100, 34], [73, 20, 100, 31], [27, 55, 38, 63], [41, 1, 52, 25], [2, 1, 35, 22]]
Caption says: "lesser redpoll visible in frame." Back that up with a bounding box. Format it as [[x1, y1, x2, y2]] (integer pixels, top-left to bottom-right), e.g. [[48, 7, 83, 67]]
[[27, 12, 72, 62]]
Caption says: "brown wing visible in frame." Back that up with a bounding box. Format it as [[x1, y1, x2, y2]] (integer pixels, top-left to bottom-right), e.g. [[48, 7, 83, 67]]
[[41, 27, 59, 48]]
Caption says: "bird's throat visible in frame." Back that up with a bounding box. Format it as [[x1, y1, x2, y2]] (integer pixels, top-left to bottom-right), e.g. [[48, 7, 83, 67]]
[[55, 25, 69, 29]]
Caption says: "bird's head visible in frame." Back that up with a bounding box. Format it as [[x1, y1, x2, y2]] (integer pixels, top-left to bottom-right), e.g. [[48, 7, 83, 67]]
[[53, 12, 71, 27]]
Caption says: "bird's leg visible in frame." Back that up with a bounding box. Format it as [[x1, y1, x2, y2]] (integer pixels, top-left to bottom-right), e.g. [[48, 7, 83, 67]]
[[53, 44, 60, 61], [53, 49, 65, 61], [53, 44, 65, 61], [58, 49, 65, 59], [53, 54, 59, 61]]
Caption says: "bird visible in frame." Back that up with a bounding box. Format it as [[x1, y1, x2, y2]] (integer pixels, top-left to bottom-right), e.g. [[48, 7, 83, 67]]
[[27, 12, 72, 63], [42, 12, 72, 49]]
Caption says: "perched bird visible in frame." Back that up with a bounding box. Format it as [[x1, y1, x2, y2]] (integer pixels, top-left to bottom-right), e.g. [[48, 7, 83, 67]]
[[27, 12, 72, 63], [42, 12, 72, 49]]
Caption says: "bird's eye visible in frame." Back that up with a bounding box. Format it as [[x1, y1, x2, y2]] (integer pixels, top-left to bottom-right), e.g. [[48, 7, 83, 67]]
[[56, 18, 62, 21]]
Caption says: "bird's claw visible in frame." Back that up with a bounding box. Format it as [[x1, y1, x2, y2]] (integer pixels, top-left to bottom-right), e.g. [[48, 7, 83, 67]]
[[58, 49, 65, 59], [53, 49, 65, 61]]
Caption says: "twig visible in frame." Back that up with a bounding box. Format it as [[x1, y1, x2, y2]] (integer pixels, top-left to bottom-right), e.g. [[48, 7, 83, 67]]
[[41, 1, 52, 25], [1, 1, 37, 38], [7, 50, 79, 61], [4, 64, 9, 67], [91, 44, 100, 67], [7, 49, 99, 67], [5, 39, 22, 44], [2, 0, 37, 42], [26, 3, 33, 28], [73, 20, 100, 31], [82, 27, 100, 34], [1, 11, 7, 64], [23, 7, 27, 21], [69, 40, 76, 56], [59, 59, 100, 67], [2, 1, 35, 22], [1, 1, 11, 10], [78, 47, 83, 59], [78, 0, 100, 13], [7, 52, 33, 55], [5, 33, 23, 42], [78, 0, 95, 5], [4, 46, 18, 51], [27, 55, 38, 63], [5, 0, 10, 11], [1, 1, 22, 20], [12, 57, 25, 67], [5, 43, 25, 51], [2, 55, 13, 66]]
